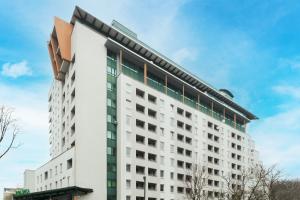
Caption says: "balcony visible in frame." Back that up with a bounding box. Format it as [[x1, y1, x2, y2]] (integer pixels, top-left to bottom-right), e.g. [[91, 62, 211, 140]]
[[121, 62, 246, 132]]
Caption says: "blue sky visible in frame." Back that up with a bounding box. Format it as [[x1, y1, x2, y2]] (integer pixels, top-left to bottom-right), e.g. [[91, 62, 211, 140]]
[[1, 0, 300, 195]]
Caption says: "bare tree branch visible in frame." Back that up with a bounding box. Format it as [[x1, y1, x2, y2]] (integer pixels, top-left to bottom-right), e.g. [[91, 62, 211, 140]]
[[0, 105, 20, 159]]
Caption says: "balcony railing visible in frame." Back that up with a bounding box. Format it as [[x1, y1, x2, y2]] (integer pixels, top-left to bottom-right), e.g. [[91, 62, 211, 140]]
[[120, 62, 246, 133]]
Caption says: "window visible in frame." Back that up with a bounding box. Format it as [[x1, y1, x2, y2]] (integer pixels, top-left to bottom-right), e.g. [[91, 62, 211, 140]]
[[71, 106, 75, 118], [177, 134, 184, 142], [185, 124, 192, 132], [177, 147, 184, 155], [185, 111, 192, 119], [44, 171, 48, 180], [208, 121, 213, 128], [186, 162, 192, 169], [136, 135, 145, 144], [214, 135, 219, 142], [177, 160, 184, 168], [126, 164, 131, 172], [67, 159, 73, 169], [148, 168, 157, 176], [136, 165, 145, 174], [185, 149, 192, 157], [148, 153, 157, 162], [136, 89, 145, 98], [148, 138, 157, 147], [136, 119, 145, 129], [177, 173, 184, 181], [136, 104, 145, 113], [148, 94, 157, 103], [148, 109, 157, 118], [177, 107, 184, 115], [208, 144, 213, 151], [214, 169, 219, 176], [160, 127, 164, 136], [170, 185, 174, 192], [136, 150, 145, 159], [177, 120, 184, 129], [232, 132, 236, 138], [126, 147, 131, 157], [214, 147, 219, 154], [160, 170, 164, 178], [107, 130, 116, 140], [148, 123, 156, 132], [136, 181, 144, 189], [214, 124, 219, 131], [185, 137, 192, 144], [62, 137, 65, 147], [214, 158, 219, 165], [126, 180, 131, 189], [108, 147, 116, 156], [148, 182, 157, 191], [160, 184, 164, 191], [170, 172, 174, 179], [71, 123, 75, 135], [186, 175, 192, 182]]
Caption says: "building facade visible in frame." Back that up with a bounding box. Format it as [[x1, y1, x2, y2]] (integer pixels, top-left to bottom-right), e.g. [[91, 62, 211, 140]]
[[23, 6, 259, 200]]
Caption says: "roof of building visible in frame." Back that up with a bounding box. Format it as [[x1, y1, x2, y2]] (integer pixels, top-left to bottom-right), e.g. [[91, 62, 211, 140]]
[[70, 6, 258, 120], [13, 186, 93, 200]]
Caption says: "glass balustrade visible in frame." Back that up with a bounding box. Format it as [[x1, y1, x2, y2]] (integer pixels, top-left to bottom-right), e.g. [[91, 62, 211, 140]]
[[120, 63, 246, 133]]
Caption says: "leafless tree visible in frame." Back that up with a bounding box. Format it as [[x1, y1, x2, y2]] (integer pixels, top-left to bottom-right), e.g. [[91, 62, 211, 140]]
[[186, 163, 282, 200], [185, 165, 210, 200], [272, 179, 300, 200], [0, 105, 20, 159], [222, 164, 281, 200]]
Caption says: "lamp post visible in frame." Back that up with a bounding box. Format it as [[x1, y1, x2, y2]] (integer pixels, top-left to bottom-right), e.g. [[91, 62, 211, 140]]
[[143, 175, 147, 200]]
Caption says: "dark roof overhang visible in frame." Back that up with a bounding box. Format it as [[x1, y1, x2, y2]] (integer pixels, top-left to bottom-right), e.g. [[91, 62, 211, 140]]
[[13, 186, 93, 200], [70, 6, 258, 120]]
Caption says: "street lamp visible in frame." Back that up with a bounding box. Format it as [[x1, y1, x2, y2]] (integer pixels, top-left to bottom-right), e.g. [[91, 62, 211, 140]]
[[143, 175, 147, 200]]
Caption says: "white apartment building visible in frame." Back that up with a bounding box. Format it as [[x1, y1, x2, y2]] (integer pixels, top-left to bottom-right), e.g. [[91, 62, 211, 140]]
[[19, 6, 259, 200]]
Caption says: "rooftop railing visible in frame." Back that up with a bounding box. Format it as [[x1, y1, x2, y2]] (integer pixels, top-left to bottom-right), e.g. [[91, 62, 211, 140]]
[[118, 59, 245, 133]]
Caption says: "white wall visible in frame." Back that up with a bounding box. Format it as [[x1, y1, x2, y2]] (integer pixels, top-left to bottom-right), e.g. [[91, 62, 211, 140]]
[[71, 21, 108, 200], [32, 147, 75, 192], [24, 170, 35, 192]]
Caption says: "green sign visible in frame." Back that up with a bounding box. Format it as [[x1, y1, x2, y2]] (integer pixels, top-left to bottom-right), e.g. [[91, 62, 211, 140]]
[[15, 189, 30, 196]]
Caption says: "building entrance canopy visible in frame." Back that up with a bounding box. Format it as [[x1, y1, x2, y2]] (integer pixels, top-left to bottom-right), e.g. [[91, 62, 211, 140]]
[[13, 186, 93, 200]]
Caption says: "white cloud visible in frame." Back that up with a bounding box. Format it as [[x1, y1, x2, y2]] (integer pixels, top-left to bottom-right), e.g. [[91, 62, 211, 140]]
[[278, 56, 300, 69], [172, 47, 198, 64], [251, 104, 300, 178], [273, 85, 300, 99], [1, 60, 32, 78], [0, 82, 49, 197], [250, 83, 300, 178]]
